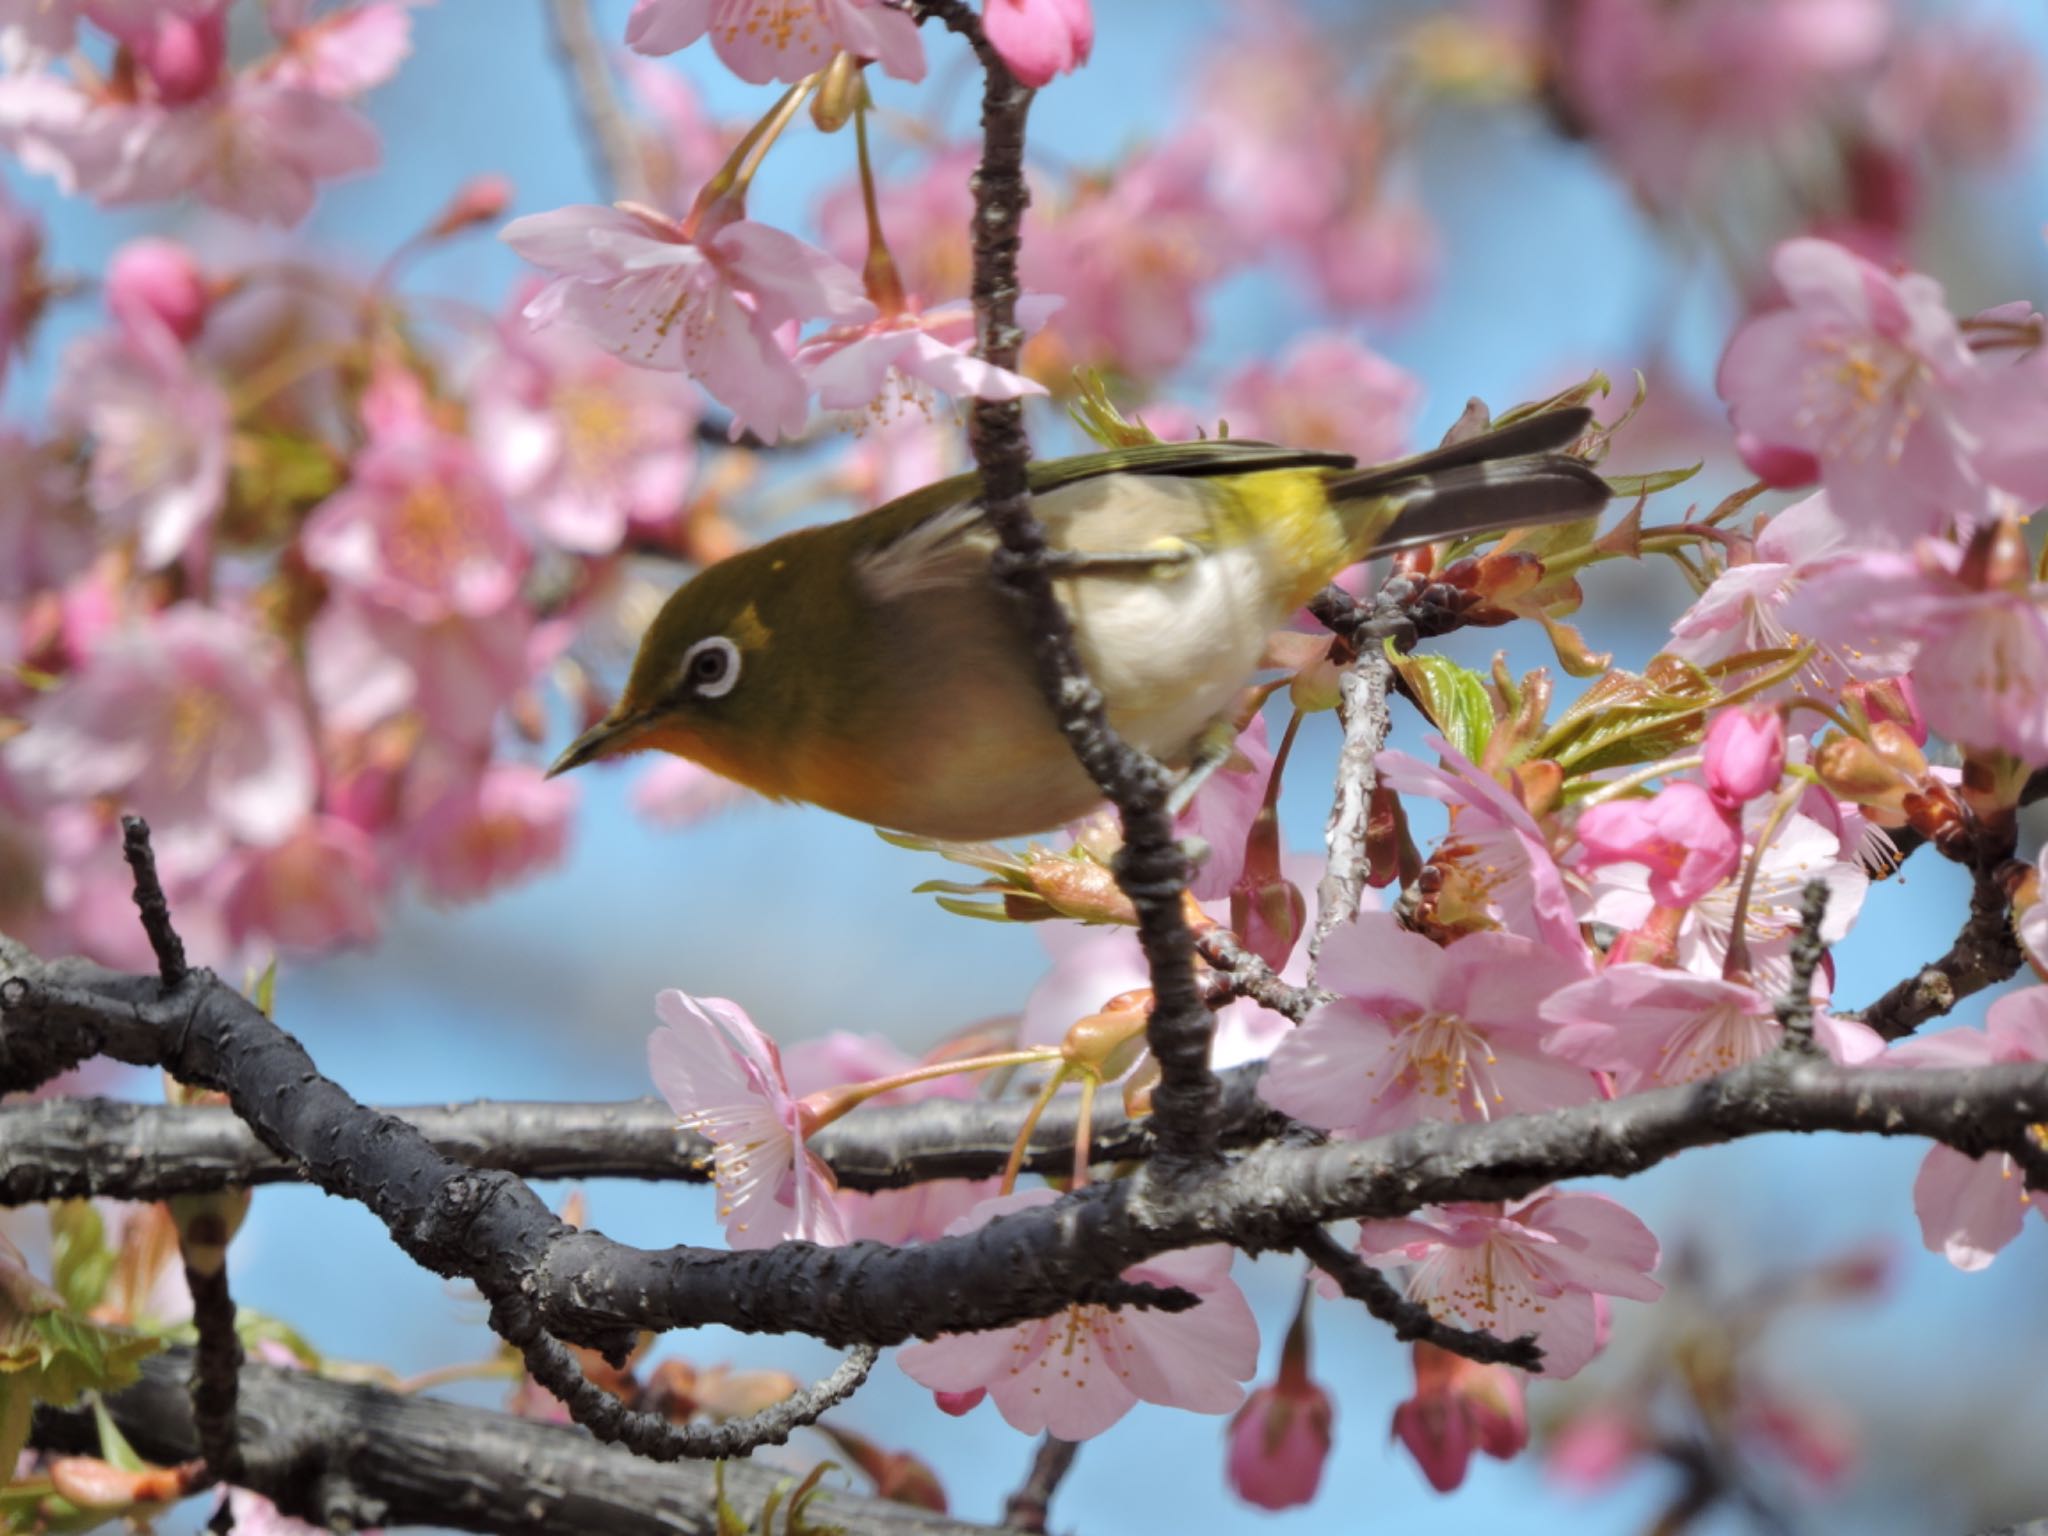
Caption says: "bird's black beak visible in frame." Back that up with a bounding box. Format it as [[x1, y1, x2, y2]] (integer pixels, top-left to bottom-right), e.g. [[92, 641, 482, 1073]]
[[546, 711, 648, 779]]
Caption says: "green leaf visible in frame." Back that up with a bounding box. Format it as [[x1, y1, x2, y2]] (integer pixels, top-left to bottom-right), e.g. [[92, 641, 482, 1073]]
[[931, 897, 1016, 923], [48, 1206, 113, 1318], [249, 958, 278, 1019], [1386, 644, 1495, 764], [23, 1313, 160, 1406], [90, 1399, 146, 1475], [785, 1464, 845, 1535], [1604, 463, 1702, 499], [714, 1463, 749, 1536], [1535, 657, 1717, 777]]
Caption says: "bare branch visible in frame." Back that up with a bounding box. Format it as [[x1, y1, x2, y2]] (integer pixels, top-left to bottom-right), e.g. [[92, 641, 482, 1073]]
[[1773, 879, 1829, 1054], [1848, 859, 2025, 1040], [543, 0, 652, 205], [1311, 631, 1393, 973], [1001, 1436, 1078, 1533], [31, 1349, 1003, 1536], [1195, 929, 1326, 1023], [120, 814, 187, 991], [918, 0, 1222, 1171], [1296, 1227, 1542, 1370]]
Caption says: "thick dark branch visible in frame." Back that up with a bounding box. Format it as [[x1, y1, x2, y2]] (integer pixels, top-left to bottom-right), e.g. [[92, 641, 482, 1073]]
[[0, 1070, 1288, 1205], [1295, 1227, 1542, 1370], [920, 0, 1221, 1171], [1848, 860, 2024, 1040], [179, 1230, 244, 1484], [31, 1350, 1001, 1536], [1000, 1436, 1078, 1533]]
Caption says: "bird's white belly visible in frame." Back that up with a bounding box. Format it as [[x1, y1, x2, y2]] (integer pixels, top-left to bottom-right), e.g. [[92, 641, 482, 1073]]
[[1060, 540, 1276, 757]]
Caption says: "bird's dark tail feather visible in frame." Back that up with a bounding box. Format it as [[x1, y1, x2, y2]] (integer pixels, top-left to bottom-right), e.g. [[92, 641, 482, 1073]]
[[1330, 407, 1612, 555]]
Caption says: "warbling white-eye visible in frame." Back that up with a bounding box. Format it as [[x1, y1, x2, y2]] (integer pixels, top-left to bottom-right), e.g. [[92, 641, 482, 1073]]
[[547, 409, 1610, 839]]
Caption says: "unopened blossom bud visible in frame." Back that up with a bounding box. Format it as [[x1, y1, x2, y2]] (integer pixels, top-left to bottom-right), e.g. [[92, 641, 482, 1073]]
[[1390, 1342, 1527, 1493], [1703, 706, 1786, 809], [1844, 676, 1926, 746], [1024, 851, 1138, 924], [810, 52, 867, 132], [1062, 992, 1151, 1080], [133, 9, 227, 104], [934, 1387, 985, 1417], [107, 239, 209, 345], [1813, 737, 1909, 822], [425, 173, 514, 240], [816, 1423, 948, 1512], [1231, 867, 1305, 972], [1225, 1292, 1333, 1509], [1868, 721, 1928, 780]]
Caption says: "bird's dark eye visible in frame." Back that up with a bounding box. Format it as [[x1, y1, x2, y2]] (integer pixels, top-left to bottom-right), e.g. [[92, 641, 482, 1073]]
[[681, 636, 741, 699]]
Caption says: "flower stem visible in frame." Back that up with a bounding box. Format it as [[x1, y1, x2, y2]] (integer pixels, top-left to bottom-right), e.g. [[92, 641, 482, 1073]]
[[801, 1047, 1064, 1133], [685, 75, 817, 234], [854, 102, 907, 314], [1000, 1067, 1071, 1195], [1069, 1073, 1098, 1189], [1721, 781, 1808, 982]]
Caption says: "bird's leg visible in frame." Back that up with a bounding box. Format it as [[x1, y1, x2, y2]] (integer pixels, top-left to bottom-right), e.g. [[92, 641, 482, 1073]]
[[1036, 537, 1202, 576], [1165, 722, 1238, 818]]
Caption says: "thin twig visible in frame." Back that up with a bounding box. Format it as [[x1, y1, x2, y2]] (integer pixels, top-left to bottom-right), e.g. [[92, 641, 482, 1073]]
[[920, 0, 1221, 1169], [120, 815, 187, 991], [1001, 1436, 1078, 1533], [1848, 860, 2025, 1040], [1311, 634, 1393, 975], [544, 0, 653, 206], [1296, 1227, 1543, 1370], [1773, 880, 1829, 1054], [1194, 929, 1327, 1023]]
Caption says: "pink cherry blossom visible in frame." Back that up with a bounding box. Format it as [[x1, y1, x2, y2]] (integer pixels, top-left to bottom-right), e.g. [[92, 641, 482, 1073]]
[[1703, 706, 1786, 809], [1793, 539, 2048, 763], [982, 0, 1091, 88], [0, 0, 80, 63], [1183, 11, 1345, 245], [106, 237, 209, 346], [1304, 195, 1437, 318], [897, 1189, 1257, 1438], [503, 202, 872, 442], [306, 596, 533, 751], [262, 1, 414, 98], [1541, 965, 1882, 1093], [1259, 913, 1598, 1138], [223, 815, 385, 953], [1176, 713, 1275, 903], [626, 0, 924, 85], [1718, 239, 2046, 547], [620, 58, 738, 214], [782, 1032, 996, 1244], [471, 312, 698, 555], [1225, 1379, 1333, 1510], [4, 603, 316, 861], [1354, 1190, 1663, 1378], [1888, 988, 2048, 1270], [648, 989, 849, 1249], [794, 297, 1049, 420], [1390, 1342, 1528, 1494], [1874, 26, 2042, 168], [1581, 807, 1868, 990], [1575, 782, 1742, 909], [1377, 736, 1584, 959], [1219, 333, 1419, 461], [835, 410, 961, 509], [52, 327, 229, 569], [407, 763, 573, 904], [303, 376, 528, 622], [107, 75, 380, 225]]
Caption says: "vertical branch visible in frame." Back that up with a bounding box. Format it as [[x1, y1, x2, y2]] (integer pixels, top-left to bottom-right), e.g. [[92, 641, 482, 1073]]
[[1774, 880, 1830, 1053], [922, 0, 1222, 1167], [120, 816, 187, 992], [178, 1217, 245, 1486], [545, 0, 653, 207], [1311, 638, 1393, 974], [1001, 1436, 1078, 1533]]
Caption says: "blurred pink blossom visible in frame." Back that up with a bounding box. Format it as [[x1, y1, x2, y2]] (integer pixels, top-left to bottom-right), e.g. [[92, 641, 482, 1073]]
[[471, 313, 698, 554], [0, 433, 90, 601], [306, 597, 533, 751], [1259, 913, 1598, 1137], [262, 0, 414, 98], [1219, 333, 1418, 461], [1225, 1379, 1333, 1510], [1888, 988, 2048, 1270], [982, 0, 1092, 88], [626, 0, 925, 85], [648, 989, 849, 1249], [1354, 1190, 1663, 1378], [1875, 26, 2042, 167], [503, 201, 872, 441], [304, 372, 528, 621], [106, 237, 209, 345], [1176, 712, 1274, 903], [898, 1188, 1257, 1437], [223, 814, 386, 953], [632, 758, 752, 828], [5, 603, 316, 861], [52, 327, 229, 569], [1305, 196, 1437, 318], [407, 763, 572, 904]]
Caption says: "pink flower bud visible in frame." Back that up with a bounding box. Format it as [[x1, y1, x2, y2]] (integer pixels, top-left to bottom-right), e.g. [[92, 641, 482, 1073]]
[[426, 173, 515, 240], [1225, 1381, 1333, 1509], [933, 1388, 984, 1417], [1576, 782, 1741, 908], [981, 0, 1093, 88], [1390, 1343, 1527, 1495], [1703, 706, 1785, 809], [1844, 675, 1927, 746], [1733, 433, 1820, 489], [134, 9, 227, 105], [107, 239, 210, 346]]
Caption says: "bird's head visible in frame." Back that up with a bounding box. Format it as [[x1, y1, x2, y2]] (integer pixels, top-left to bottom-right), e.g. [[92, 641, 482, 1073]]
[[546, 549, 811, 794]]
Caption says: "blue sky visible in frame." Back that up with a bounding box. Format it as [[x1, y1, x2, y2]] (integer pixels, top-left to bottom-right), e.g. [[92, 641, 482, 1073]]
[[13, 1, 2048, 1531]]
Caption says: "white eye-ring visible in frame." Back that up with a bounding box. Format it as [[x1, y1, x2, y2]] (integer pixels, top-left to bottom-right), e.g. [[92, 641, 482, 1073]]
[[681, 636, 741, 699]]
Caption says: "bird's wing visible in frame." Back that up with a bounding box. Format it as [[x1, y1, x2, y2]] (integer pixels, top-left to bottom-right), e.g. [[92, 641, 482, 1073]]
[[854, 441, 1355, 603]]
